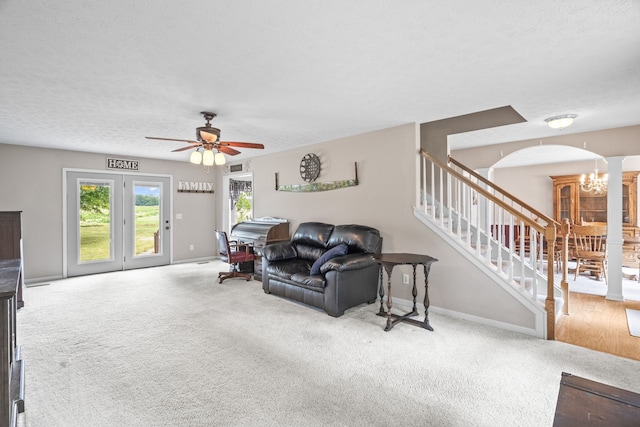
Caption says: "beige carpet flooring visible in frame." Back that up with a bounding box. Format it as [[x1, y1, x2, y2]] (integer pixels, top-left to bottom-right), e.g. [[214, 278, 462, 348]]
[[16, 261, 640, 426]]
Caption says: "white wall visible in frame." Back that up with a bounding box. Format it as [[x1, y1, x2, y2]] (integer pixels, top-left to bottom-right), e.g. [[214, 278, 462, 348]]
[[451, 124, 640, 171], [0, 124, 540, 330], [0, 143, 216, 281], [215, 123, 536, 329]]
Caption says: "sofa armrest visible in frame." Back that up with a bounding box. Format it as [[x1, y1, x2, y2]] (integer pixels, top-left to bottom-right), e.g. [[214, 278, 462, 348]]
[[262, 241, 297, 262], [320, 253, 376, 274]]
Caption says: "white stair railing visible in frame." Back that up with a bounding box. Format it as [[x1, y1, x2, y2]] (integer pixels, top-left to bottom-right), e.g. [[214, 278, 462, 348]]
[[419, 150, 569, 340]]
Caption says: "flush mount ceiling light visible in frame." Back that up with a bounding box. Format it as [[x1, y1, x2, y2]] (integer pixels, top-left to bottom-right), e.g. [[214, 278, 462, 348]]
[[545, 114, 577, 130]]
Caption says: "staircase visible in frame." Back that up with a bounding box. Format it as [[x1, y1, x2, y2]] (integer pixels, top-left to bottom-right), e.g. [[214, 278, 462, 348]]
[[417, 150, 570, 339]]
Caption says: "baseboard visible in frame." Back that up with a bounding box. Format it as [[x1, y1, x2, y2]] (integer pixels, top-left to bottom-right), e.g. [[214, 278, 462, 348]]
[[172, 256, 218, 265], [26, 259, 219, 285], [25, 275, 63, 286], [392, 297, 542, 338]]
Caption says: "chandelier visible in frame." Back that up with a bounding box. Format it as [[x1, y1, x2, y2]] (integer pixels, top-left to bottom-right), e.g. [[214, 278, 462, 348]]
[[580, 158, 608, 194]]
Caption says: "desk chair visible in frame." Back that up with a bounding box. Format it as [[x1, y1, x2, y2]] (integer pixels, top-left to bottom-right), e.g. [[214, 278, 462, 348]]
[[215, 230, 254, 283]]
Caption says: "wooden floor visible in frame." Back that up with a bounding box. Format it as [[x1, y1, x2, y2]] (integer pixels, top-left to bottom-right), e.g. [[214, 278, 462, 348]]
[[556, 292, 640, 361]]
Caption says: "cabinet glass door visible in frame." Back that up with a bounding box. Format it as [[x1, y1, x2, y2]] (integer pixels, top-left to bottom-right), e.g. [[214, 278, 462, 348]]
[[558, 184, 574, 223], [579, 188, 607, 223], [623, 184, 630, 224]]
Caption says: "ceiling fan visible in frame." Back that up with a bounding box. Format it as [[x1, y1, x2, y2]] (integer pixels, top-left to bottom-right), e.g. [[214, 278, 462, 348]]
[[145, 112, 264, 166]]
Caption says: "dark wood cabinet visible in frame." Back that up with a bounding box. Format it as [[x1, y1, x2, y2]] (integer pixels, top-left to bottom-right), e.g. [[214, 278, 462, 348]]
[[0, 260, 24, 426], [0, 213, 23, 309]]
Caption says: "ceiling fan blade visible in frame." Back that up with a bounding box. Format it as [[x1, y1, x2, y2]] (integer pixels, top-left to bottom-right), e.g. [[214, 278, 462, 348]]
[[217, 146, 241, 156], [172, 144, 201, 152], [199, 131, 218, 143], [219, 141, 265, 149], [146, 136, 200, 144]]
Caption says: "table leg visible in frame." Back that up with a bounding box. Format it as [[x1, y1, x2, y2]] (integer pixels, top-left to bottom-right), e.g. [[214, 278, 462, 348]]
[[384, 265, 394, 331], [422, 264, 434, 331], [377, 266, 386, 316], [410, 264, 418, 316]]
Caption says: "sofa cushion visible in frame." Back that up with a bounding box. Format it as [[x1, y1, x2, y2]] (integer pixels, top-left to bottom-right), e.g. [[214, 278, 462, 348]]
[[327, 224, 382, 254], [320, 253, 376, 274], [266, 259, 312, 280], [294, 244, 325, 262], [310, 243, 348, 275], [290, 274, 326, 289], [291, 222, 335, 248], [262, 242, 297, 262]]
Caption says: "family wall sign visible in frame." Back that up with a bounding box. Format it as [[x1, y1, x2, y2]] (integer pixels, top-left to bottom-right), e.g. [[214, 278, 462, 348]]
[[177, 180, 214, 193]]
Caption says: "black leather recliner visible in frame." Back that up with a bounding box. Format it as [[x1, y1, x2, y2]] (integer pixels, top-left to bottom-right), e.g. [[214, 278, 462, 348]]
[[261, 222, 382, 317]]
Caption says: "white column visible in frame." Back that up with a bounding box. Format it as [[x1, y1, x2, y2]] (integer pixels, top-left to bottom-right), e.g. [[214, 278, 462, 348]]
[[606, 157, 625, 301]]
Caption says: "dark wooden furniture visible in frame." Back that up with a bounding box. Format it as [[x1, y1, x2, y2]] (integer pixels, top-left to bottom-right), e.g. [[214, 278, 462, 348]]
[[374, 253, 438, 332], [215, 231, 255, 283], [551, 172, 640, 268], [0, 213, 23, 309], [0, 260, 24, 427], [229, 219, 289, 281], [553, 372, 640, 426]]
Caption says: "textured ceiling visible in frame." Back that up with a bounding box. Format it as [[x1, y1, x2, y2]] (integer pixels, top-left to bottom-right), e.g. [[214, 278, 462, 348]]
[[1, 1, 639, 165]]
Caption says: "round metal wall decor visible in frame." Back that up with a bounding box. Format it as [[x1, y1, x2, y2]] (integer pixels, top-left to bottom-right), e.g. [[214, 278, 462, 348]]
[[299, 153, 321, 182]]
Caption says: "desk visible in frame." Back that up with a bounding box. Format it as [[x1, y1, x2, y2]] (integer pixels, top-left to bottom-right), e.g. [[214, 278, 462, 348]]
[[373, 253, 438, 332]]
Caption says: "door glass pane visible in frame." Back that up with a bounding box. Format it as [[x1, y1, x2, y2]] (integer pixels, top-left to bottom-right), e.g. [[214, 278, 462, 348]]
[[134, 183, 160, 256], [229, 178, 253, 229], [79, 181, 112, 262]]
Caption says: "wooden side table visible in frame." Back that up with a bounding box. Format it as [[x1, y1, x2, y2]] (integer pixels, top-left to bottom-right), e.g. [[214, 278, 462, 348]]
[[373, 253, 438, 332]]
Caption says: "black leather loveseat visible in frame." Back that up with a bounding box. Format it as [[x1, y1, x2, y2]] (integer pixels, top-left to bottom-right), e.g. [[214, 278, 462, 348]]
[[261, 222, 382, 317]]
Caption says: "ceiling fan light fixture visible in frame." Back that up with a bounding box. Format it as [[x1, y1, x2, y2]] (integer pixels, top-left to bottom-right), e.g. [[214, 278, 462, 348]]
[[190, 150, 202, 164], [545, 114, 577, 129], [197, 128, 220, 143], [214, 151, 226, 165], [146, 112, 264, 165], [202, 149, 215, 166]]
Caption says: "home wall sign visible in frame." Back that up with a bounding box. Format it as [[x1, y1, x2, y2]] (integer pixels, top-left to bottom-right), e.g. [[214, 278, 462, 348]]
[[275, 162, 359, 192], [177, 180, 214, 193], [106, 157, 139, 171]]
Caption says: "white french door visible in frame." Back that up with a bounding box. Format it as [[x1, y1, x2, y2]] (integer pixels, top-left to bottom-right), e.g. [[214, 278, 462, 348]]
[[66, 171, 171, 277]]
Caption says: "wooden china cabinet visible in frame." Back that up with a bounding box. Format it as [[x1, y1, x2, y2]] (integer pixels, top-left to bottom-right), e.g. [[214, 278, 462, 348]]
[[551, 172, 640, 267]]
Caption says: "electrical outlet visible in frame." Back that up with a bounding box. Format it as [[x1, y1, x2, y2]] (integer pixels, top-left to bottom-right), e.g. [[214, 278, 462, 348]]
[[189, 244, 194, 251], [402, 274, 410, 285]]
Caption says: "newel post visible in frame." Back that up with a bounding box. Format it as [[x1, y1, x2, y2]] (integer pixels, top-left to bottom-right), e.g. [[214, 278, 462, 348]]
[[560, 218, 570, 315], [545, 223, 557, 340]]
